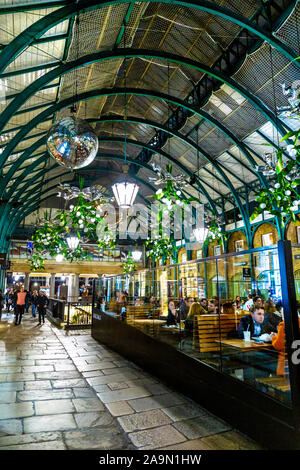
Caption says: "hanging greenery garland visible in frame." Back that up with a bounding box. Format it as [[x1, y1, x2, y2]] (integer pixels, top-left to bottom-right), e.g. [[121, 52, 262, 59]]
[[122, 252, 136, 274], [28, 182, 116, 271], [145, 236, 176, 261], [203, 218, 227, 247], [250, 129, 300, 227]]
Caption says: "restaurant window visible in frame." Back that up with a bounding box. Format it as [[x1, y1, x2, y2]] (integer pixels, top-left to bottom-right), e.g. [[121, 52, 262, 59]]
[[235, 240, 244, 252], [262, 233, 274, 247], [214, 245, 221, 256]]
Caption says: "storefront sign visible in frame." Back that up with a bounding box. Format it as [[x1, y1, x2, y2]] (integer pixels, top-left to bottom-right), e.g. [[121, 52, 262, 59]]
[[233, 261, 247, 266], [243, 267, 251, 278], [294, 255, 300, 260]]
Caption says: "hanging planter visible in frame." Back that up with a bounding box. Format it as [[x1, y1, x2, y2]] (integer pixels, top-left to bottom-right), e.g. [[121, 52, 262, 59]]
[[122, 252, 136, 274], [145, 236, 177, 261], [28, 180, 116, 271], [203, 218, 226, 247]]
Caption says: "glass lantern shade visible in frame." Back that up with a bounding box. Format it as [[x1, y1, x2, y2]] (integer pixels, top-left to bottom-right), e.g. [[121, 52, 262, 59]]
[[55, 254, 64, 263], [66, 233, 80, 250], [193, 227, 209, 244], [112, 181, 139, 208], [132, 250, 142, 262]]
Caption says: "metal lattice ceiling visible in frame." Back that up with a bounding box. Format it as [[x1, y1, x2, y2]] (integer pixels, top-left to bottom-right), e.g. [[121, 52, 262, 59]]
[[0, 0, 299, 241]]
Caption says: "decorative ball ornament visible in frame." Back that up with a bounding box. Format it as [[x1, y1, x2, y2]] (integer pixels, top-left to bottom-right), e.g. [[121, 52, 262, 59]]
[[46, 117, 98, 169]]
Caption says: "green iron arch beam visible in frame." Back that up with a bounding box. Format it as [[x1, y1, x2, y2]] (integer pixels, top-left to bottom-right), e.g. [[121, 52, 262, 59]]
[[0, 48, 291, 142], [0, 0, 297, 83], [0, 87, 260, 238]]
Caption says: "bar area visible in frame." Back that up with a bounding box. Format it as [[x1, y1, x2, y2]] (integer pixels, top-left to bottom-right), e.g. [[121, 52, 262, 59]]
[[92, 241, 300, 450]]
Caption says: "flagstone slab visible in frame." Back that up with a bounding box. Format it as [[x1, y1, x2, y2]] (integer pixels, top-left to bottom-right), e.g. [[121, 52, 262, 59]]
[[118, 409, 172, 433], [54, 364, 78, 371], [35, 399, 75, 415], [22, 365, 54, 373], [51, 378, 88, 389], [18, 389, 73, 401], [76, 362, 117, 372], [0, 418, 22, 436], [129, 424, 186, 448], [0, 381, 24, 391], [105, 401, 135, 417], [63, 427, 130, 450], [81, 370, 104, 378], [97, 386, 152, 404], [73, 388, 98, 398], [0, 402, 34, 419], [72, 397, 105, 412], [128, 393, 186, 413], [35, 370, 81, 380], [74, 411, 113, 428], [201, 430, 263, 450], [87, 371, 139, 387], [24, 413, 77, 433], [3, 373, 35, 382], [0, 391, 17, 403], [162, 403, 211, 422], [0, 431, 62, 447], [172, 415, 231, 439], [24, 380, 52, 390]]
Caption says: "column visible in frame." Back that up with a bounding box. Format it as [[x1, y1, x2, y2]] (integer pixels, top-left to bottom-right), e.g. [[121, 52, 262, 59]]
[[50, 273, 56, 298], [68, 273, 79, 300], [24, 273, 30, 290]]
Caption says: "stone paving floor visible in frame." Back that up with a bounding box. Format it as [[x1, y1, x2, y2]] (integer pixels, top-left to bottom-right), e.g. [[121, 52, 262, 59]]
[[0, 311, 263, 450]]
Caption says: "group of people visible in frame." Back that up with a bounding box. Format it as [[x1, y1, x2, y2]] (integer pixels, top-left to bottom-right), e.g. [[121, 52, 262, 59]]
[[166, 295, 283, 337], [0, 287, 48, 326]]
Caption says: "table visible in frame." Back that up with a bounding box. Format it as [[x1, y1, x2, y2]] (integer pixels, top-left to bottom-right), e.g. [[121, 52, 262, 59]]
[[132, 319, 166, 325], [216, 338, 272, 352]]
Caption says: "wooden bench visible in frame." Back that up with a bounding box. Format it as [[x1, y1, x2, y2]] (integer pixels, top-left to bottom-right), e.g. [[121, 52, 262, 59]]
[[126, 305, 152, 326], [193, 313, 245, 352], [255, 376, 291, 399]]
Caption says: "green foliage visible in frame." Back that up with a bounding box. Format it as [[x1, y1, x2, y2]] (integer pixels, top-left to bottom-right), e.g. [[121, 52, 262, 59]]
[[203, 219, 226, 247], [122, 252, 136, 274], [28, 181, 116, 271], [145, 236, 177, 261], [250, 129, 300, 227]]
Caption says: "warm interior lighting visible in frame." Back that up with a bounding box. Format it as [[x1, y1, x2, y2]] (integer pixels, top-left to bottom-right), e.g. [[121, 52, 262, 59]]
[[132, 250, 142, 262], [193, 227, 209, 244], [55, 254, 64, 263], [66, 233, 80, 250], [112, 181, 139, 208]]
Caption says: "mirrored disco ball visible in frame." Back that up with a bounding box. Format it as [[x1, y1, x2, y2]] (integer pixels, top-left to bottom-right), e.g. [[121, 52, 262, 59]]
[[46, 117, 98, 169]]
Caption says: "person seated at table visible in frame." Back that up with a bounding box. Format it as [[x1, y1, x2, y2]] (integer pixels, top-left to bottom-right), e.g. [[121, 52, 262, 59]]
[[237, 305, 265, 339], [275, 300, 283, 320], [199, 298, 208, 311], [207, 299, 218, 314], [262, 299, 282, 334], [235, 296, 241, 309], [222, 302, 235, 315], [166, 301, 178, 326], [253, 296, 263, 308], [243, 294, 253, 311], [185, 302, 207, 331], [135, 297, 144, 306], [179, 297, 193, 321]]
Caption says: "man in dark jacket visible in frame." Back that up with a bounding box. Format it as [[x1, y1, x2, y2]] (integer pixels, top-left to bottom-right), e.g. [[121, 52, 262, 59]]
[[37, 291, 48, 325], [237, 306, 265, 339], [179, 297, 193, 321]]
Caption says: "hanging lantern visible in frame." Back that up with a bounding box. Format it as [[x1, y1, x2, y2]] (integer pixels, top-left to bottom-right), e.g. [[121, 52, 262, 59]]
[[112, 181, 139, 208], [55, 254, 64, 263], [193, 226, 209, 244], [46, 116, 98, 169], [132, 250, 142, 262], [66, 232, 80, 250]]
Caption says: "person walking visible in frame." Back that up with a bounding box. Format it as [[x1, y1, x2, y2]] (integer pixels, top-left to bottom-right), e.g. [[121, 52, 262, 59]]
[[31, 290, 39, 319], [5, 289, 12, 314], [15, 287, 27, 325], [37, 291, 48, 325]]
